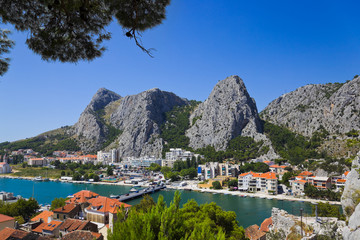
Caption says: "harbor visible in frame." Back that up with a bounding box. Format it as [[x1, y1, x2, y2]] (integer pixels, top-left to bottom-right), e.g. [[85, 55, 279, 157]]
[[110, 184, 166, 202]]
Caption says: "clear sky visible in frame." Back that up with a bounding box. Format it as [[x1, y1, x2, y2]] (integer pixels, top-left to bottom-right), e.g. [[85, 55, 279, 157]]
[[1, 0, 360, 142]]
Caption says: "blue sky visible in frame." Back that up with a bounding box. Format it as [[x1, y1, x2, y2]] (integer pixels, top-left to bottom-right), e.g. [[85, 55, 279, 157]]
[[1, 0, 360, 142]]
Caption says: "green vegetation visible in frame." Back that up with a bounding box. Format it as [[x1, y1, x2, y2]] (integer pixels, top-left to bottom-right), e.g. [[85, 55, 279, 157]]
[[304, 184, 342, 201], [195, 135, 266, 163], [296, 104, 310, 112], [0, 129, 80, 156], [0, 198, 39, 221], [311, 202, 345, 220], [212, 181, 222, 189], [263, 121, 325, 165], [346, 129, 359, 138], [109, 192, 246, 240], [148, 163, 162, 172], [322, 82, 344, 99], [239, 162, 269, 173], [50, 197, 66, 210], [160, 100, 201, 157]]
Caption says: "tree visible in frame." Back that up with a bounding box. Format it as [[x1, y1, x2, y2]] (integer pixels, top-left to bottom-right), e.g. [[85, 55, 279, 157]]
[[149, 163, 161, 172], [180, 168, 198, 179], [0, 198, 39, 221], [107, 166, 113, 176], [50, 197, 66, 210], [0, 29, 14, 76], [0, 0, 171, 75], [108, 192, 246, 240], [212, 181, 222, 190], [228, 179, 238, 188]]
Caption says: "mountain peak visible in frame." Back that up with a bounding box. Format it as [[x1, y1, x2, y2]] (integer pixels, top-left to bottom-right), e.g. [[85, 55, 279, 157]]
[[88, 88, 121, 112]]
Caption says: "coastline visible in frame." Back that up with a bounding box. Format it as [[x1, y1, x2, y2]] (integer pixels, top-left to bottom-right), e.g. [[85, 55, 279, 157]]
[[0, 175, 341, 205]]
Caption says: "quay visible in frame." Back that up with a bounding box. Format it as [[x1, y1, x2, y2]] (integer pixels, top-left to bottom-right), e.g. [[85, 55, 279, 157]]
[[110, 184, 166, 202]]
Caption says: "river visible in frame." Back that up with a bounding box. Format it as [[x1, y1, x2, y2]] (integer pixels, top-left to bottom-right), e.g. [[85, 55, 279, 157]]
[[0, 178, 313, 228]]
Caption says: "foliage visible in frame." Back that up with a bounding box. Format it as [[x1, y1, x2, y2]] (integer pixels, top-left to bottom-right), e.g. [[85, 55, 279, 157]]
[[160, 166, 171, 175], [263, 121, 324, 165], [50, 197, 66, 210], [322, 82, 344, 99], [166, 172, 180, 182], [212, 181, 222, 189], [281, 171, 296, 188], [149, 163, 161, 172], [228, 179, 238, 188], [160, 101, 201, 157], [180, 168, 198, 179], [311, 202, 345, 220], [0, 0, 171, 75], [133, 195, 156, 213], [0, 29, 14, 76], [196, 135, 265, 163], [240, 162, 269, 173], [107, 166, 113, 176], [0, 131, 80, 156], [108, 192, 246, 240], [304, 184, 342, 201], [346, 129, 359, 138], [0, 198, 39, 221]]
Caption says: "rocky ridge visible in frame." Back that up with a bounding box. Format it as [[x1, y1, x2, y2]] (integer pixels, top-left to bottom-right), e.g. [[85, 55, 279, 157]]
[[72, 88, 121, 152], [261, 77, 360, 137], [186, 75, 264, 151], [109, 88, 188, 158]]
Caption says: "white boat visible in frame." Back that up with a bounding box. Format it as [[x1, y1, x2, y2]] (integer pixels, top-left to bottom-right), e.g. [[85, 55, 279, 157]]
[[129, 188, 138, 193], [33, 176, 43, 181]]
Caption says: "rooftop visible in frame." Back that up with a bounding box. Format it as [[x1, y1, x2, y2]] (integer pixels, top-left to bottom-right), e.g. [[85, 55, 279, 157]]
[[0, 214, 14, 223], [87, 196, 131, 214], [53, 203, 78, 214], [62, 230, 103, 240], [31, 210, 54, 223], [66, 190, 99, 204]]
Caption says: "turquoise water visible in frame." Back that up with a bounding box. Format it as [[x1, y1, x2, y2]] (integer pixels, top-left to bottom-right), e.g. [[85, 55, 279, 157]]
[[0, 178, 312, 227]]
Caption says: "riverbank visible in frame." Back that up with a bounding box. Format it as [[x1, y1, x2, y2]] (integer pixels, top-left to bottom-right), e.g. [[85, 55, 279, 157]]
[[0, 174, 341, 205]]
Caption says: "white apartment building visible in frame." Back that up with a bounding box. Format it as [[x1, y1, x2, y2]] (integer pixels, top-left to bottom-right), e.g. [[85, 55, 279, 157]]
[[0, 162, 11, 174], [97, 149, 119, 163], [122, 156, 162, 168], [238, 171, 278, 194], [198, 162, 239, 180]]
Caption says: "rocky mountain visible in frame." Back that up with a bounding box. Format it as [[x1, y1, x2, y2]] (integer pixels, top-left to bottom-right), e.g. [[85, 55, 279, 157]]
[[261, 77, 360, 137], [109, 88, 188, 157], [186, 75, 264, 151], [72, 88, 121, 152]]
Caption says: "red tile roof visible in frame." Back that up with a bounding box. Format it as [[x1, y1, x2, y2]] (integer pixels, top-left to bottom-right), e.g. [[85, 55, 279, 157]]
[[294, 180, 307, 184], [0, 228, 16, 240], [62, 230, 103, 240], [53, 203, 77, 214], [87, 196, 131, 214], [337, 179, 346, 183], [260, 217, 272, 232], [239, 171, 277, 180], [59, 219, 95, 232], [0, 214, 14, 223], [31, 211, 54, 223], [344, 171, 350, 176], [66, 190, 99, 204], [33, 220, 63, 233], [245, 224, 266, 240], [299, 171, 313, 176]]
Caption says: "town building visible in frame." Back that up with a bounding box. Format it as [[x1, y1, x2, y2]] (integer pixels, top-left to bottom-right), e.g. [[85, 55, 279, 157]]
[[53, 203, 81, 220], [28, 158, 47, 166], [59, 219, 98, 236], [97, 149, 119, 163], [238, 171, 278, 194], [0, 227, 42, 240], [31, 211, 54, 224], [62, 230, 103, 240], [0, 214, 15, 231], [122, 156, 162, 168], [0, 162, 11, 174], [32, 219, 63, 238]]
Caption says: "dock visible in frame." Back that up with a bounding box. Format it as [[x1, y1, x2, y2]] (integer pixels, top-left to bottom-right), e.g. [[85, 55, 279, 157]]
[[110, 185, 166, 202]]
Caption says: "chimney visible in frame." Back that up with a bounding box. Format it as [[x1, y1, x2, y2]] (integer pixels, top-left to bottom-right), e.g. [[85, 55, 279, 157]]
[[47, 216, 53, 223]]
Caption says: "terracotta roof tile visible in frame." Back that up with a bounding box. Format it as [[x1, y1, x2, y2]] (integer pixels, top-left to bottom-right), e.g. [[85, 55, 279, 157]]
[[59, 218, 95, 232], [66, 190, 99, 204], [62, 230, 103, 240], [245, 224, 266, 240], [87, 196, 131, 214], [337, 179, 346, 183], [0, 228, 16, 240], [260, 217, 272, 232], [31, 211, 54, 223], [0, 214, 14, 223], [299, 171, 313, 176], [33, 220, 63, 233], [53, 203, 77, 214]]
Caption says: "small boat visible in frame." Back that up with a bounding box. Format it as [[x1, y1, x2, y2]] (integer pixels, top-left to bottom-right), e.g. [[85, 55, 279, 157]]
[[130, 188, 138, 193], [33, 176, 43, 181], [110, 194, 119, 199]]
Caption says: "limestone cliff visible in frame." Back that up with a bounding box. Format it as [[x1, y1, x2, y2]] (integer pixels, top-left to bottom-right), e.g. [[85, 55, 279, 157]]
[[72, 88, 121, 152], [109, 88, 188, 158], [186, 75, 263, 151], [261, 77, 360, 137]]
